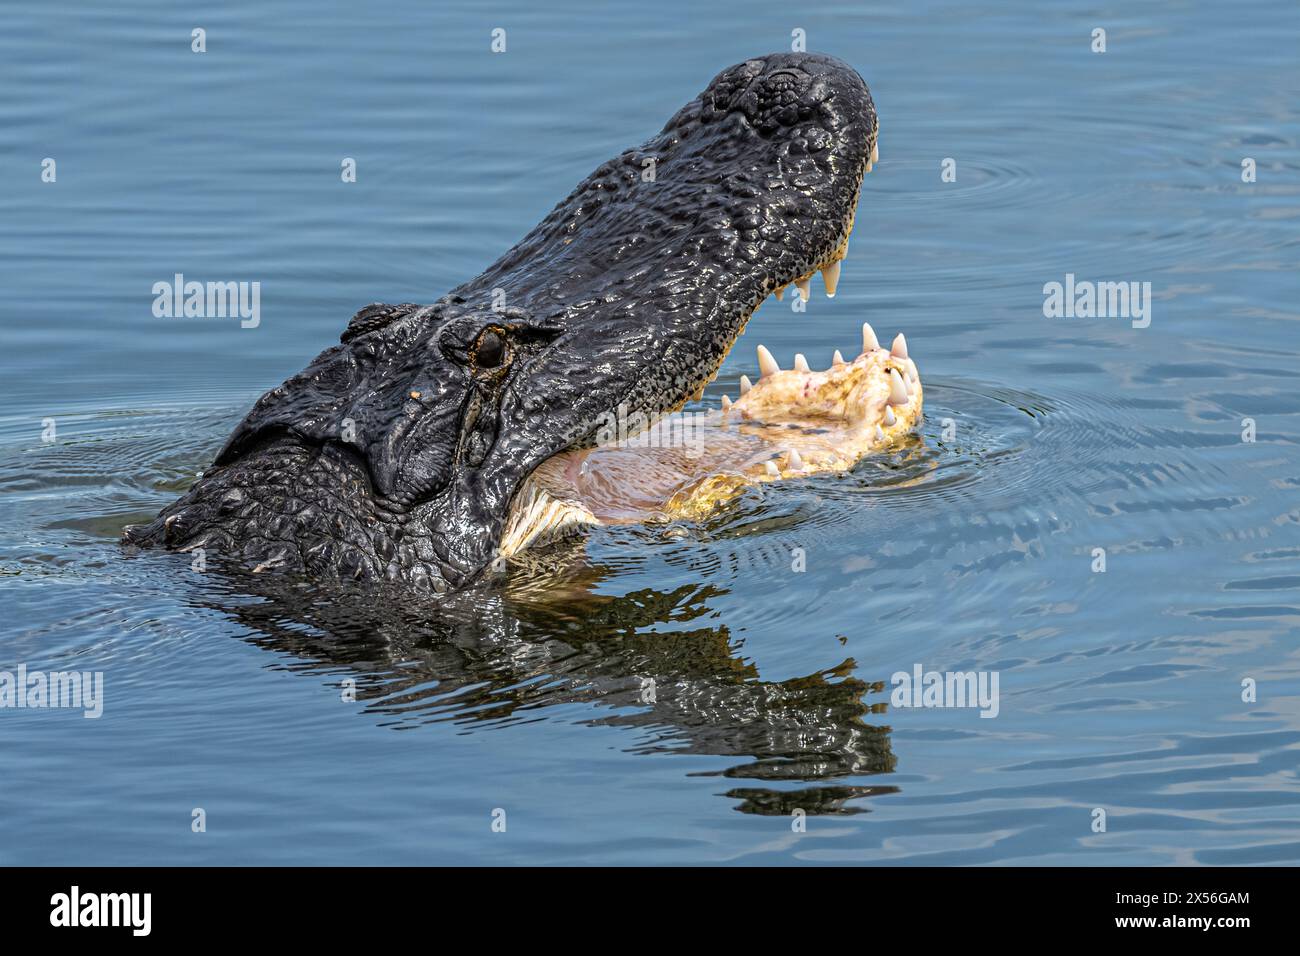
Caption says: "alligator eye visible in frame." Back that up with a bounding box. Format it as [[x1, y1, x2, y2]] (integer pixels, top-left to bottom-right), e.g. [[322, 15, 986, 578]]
[[473, 329, 506, 369]]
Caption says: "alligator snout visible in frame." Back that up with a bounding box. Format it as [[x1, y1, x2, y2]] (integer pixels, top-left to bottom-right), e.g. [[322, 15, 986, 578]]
[[125, 52, 881, 591]]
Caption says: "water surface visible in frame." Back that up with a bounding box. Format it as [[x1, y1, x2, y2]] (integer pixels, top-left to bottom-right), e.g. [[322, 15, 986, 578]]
[[2, 0, 1299, 864]]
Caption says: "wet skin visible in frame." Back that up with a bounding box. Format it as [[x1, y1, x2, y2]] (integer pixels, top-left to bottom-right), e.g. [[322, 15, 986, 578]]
[[124, 52, 883, 591]]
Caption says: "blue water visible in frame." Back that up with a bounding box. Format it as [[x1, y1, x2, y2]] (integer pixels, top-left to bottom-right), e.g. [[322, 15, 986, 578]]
[[2, 1, 1299, 865]]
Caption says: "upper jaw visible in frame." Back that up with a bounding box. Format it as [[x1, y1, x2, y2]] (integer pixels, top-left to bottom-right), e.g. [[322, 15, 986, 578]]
[[453, 51, 878, 409]]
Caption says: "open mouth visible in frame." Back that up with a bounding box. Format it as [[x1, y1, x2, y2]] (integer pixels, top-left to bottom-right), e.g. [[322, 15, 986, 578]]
[[501, 315, 921, 557]]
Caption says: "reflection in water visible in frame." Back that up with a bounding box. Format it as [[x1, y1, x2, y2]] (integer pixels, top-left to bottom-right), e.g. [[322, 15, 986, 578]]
[[191, 549, 897, 815]]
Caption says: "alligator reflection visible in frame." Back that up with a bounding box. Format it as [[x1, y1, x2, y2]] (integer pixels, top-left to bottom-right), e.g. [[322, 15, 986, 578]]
[[194, 550, 898, 815]]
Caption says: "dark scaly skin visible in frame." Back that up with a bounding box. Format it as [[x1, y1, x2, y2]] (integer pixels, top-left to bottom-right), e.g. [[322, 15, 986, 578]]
[[123, 53, 879, 591]]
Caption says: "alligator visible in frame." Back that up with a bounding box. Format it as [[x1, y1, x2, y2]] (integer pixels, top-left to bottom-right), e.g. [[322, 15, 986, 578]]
[[124, 52, 921, 591]]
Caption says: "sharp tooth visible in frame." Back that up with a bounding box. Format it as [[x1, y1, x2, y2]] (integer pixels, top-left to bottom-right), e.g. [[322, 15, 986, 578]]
[[794, 353, 810, 372], [832, 349, 845, 366], [891, 333, 908, 359], [821, 260, 841, 297], [876, 425, 886, 441], [883, 405, 896, 426], [764, 460, 780, 477], [871, 141, 879, 164], [757, 345, 780, 378], [787, 449, 804, 471], [862, 322, 880, 353], [887, 368, 909, 405], [795, 277, 811, 301], [740, 374, 753, 395], [721, 395, 732, 411]]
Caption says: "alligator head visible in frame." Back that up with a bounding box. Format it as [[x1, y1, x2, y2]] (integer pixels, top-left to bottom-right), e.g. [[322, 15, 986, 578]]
[[123, 52, 880, 591]]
